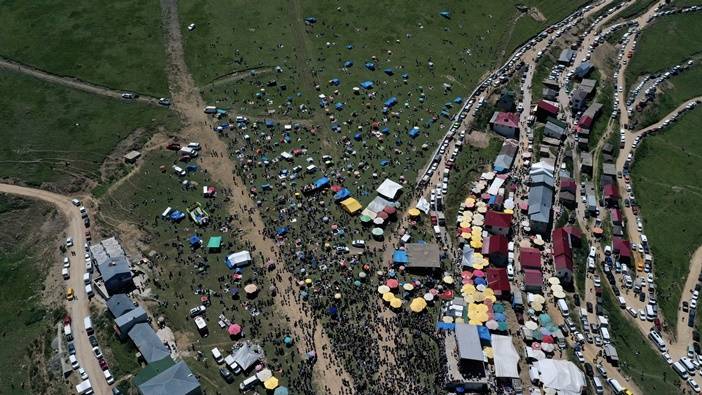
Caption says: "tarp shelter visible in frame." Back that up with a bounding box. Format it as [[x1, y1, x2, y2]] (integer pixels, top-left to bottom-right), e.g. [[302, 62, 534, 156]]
[[207, 236, 222, 252], [365, 62, 376, 70], [169, 210, 186, 222], [384, 68, 394, 75], [455, 323, 483, 361], [392, 250, 409, 266], [232, 343, 264, 372], [408, 127, 420, 138], [477, 326, 492, 344], [334, 188, 351, 201], [535, 359, 586, 394], [189, 236, 202, 248], [343, 60, 353, 67], [461, 246, 475, 267], [330, 78, 340, 86], [384, 96, 398, 107], [340, 198, 362, 214], [314, 177, 330, 189], [360, 80, 374, 89], [492, 335, 520, 378], [226, 251, 252, 269], [376, 178, 403, 200]]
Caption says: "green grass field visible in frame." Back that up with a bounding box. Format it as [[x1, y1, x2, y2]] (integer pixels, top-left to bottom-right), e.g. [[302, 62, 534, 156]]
[[631, 108, 702, 327], [0, 71, 180, 188], [601, 280, 682, 395], [0, 196, 65, 395], [635, 61, 702, 127], [0, 1, 170, 96], [626, 12, 702, 90]]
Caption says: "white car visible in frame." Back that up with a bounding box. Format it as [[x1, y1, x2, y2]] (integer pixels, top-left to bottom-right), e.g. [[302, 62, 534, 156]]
[[66, 238, 74, 248], [662, 352, 673, 364], [71, 199, 81, 206], [575, 350, 585, 363], [692, 299, 698, 309], [589, 246, 597, 259], [78, 367, 88, 380], [507, 264, 515, 280], [688, 378, 701, 393], [69, 354, 79, 369], [352, 240, 366, 248], [63, 257, 70, 269]]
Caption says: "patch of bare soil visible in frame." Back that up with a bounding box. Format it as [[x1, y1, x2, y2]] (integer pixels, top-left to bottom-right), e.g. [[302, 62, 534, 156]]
[[466, 131, 492, 148], [529, 7, 547, 22]]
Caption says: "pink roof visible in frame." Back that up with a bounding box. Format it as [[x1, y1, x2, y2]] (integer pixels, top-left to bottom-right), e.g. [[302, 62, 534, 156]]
[[537, 100, 559, 114], [560, 178, 577, 193], [613, 237, 632, 257], [486, 268, 510, 292], [485, 210, 512, 229], [610, 208, 622, 223], [578, 115, 594, 128], [520, 247, 542, 269], [493, 112, 519, 128], [483, 234, 509, 255], [603, 183, 620, 199], [554, 254, 573, 272]]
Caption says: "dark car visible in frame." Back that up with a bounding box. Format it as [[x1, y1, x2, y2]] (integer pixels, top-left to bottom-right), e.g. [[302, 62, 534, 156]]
[[98, 358, 109, 371], [166, 142, 181, 151], [219, 367, 234, 383], [586, 302, 593, 313], [573, 294, 581, 307], [684, 301, 690, 312], [83, 217, 90, 228], [584, 363, 594, 377], [639, 292, 646, 302], [89, 335, 99, 347], [595, 304, 604, 316], [67, 342, 76, 355]]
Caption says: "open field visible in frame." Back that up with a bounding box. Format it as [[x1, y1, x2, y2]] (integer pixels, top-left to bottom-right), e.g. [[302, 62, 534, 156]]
[[634, 61, 702, 127], [601, 281, 682, 395], [625, 12, 702, 90], [0, 1, 170, 96], [630, 108, 702, 328], [0, 71, 180, 189], [0, 195, 66, 395]]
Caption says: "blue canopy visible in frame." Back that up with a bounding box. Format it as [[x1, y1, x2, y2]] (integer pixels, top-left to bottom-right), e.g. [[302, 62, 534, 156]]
[[314, 177, 330, 189], [169, 210, 186, 222], [408, 127, 420, 138], [276, 227, 289, 236], [392, 250, 409, 265], [365, 62, 376, 71], [343, 60, 353, 67], [265, 119, 274, 127], [454, 96, 463, 104], [437, 322, 456, 330], [384, 68, 394, 75], [402, 73, 409, 80], [304, 16, 317, 24], [384, 96, 398, 107], [186, 164, 198, 172], [380, 159, 390, 167], [189, 235, 202, 247], [440, 11, 451, 18], [335, 102, 344, 110], [330, 78, 341, 86], [346, 44, 353, 49], [381, 127, 390, 134], [360, 80, 374, 89], [478, 326, 492, 344], [334, 188, 351, 201], [353, 132, 362, 141], [327, 306, 338, 316]]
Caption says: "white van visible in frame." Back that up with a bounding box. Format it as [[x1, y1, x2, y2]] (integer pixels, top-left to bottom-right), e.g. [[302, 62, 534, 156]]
[[85, 259, 93, 273], [592, 377, 604, 394], [85, 284, 94, 297], [239, 375, 259, 390], [172, 165, 186, 176], [103, 369, 114, 384], [62, 268, 70, 280], [211, 347, 224, 364], [600, 327, 611, 343], [84, 316, 93, 335], [673, 361, 690, 379], [646, 304, 656, 321], [557, 299, 569, 316], [187, 142, 201, 150], [681, 357, 697, 374], [64, 324, 73, 341], [617, 296, 626, 308], [83, 272, 91, 285], [607, 378, 625, 394], [204, 106, 217, 114]]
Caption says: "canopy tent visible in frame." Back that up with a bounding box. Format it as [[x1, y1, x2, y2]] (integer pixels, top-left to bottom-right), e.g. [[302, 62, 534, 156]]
[[334, 188, 351, 201], [376, 178, 403, 201], [313, 177, 330, 189], [340, 198, 362, 214], [225, 251, 252, 269], [189, 235, 202, 247], [536, 359, 586, 395], [392, 250, 409, 265], [455, 323, 483, 361], [207, 236, 222, 252], [492, 335, 520, 378]]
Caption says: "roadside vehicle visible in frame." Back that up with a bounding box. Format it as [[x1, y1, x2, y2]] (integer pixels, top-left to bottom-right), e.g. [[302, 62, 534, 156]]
[[67, 287, 74, 301]]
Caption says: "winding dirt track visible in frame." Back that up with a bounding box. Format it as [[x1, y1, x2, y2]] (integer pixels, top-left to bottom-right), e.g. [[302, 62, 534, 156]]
[[159, 0, 352, 392], [0, 57, 162, 106], [0, 184, 110, 395]]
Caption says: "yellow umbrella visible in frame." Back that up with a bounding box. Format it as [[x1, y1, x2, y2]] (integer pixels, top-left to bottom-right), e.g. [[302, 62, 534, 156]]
[[382, 292, 394, 302], [462, 284, 476, 293], [460, 220, 472, 228], [470, 240, 482, 249], [485, 294, 497, 303], [503, 208, 513, 215], [468, 319, 482, 325], [532, 303, 543, 312], [473, 292, 485, 302], [264, 377, 279, 390], [548, 277, 561, 285], [483, 347, 494, 359], [408, 208, 420, 217], [551, 284, 563, 293], [463, 295, 474, 304], [473, 253, 484, 260], [304, 278, 312, 285], [390, 298, 402, 308], [443, 275, 454, 285], [461, 232, 471, 239], [410, 297, 427, 312]]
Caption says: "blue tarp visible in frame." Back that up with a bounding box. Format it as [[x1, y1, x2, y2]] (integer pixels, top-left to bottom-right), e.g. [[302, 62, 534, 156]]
[[440, 11, 451, 18], [186, 164, 198, 172], [265, 119, 274, 127], [346, 44, 353, 49], [478, 326, 492, 344], [304, 17, 317, 24], [170, 210, 186, 222], [454, 96, 463, 104], [353, 132, 362, 141], [189, 235, 202, 247], [384, 96, 398, 107], [402, 73, 409, 80], [334, 188, 351, 201], [335, 102, 344, 110], [360, 80, 374, 89], [276, 227, 288, 236], [380, 160, 390, 166], [314, 177, 330, 189], [384, 68, 394, 75], [365, 62, 376, 71], [343, 60, 353, 67], [437, 322, 456, 330], [330, 78, 340, 86], [408, 127, 420, 138], [392, 250, 409, 265], [381, 127, 390, 134]]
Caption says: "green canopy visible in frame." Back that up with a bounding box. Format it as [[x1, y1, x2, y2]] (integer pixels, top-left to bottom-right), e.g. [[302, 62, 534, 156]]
[[207, 236, 222, 250]]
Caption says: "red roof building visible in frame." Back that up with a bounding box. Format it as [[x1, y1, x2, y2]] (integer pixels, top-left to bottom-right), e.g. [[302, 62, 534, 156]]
[[492, 112, 519, 128], [484, 211, 512, 236], [560, 177, 577, 194], [552, 227, 575, 285], [603, 183, 620, 202], [482, 234, 509, 267], [552, 228, 573, 258], [613, 237, 632, 262], [578, 115, 594, 128], [486, 267, 511, 297], [523, 269, 543, 293], [610, 208, 623, 226], [537, 100, 559, 115], [554, 254, 573, 272], [519, 247, 542, 270]]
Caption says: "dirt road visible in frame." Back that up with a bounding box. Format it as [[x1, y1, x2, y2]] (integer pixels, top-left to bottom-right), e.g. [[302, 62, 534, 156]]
[[0, 183, 110, 395], [0, 57, 162, 106], [159, 0, 352, 392]]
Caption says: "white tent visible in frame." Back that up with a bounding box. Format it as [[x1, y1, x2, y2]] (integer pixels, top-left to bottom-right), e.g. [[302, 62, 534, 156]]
[[376, 178, 403, 200], [226, 251, 252, 268], [416, 197, 430, 214], [487, 176, 506, 196], [492, 335, 520, 378], [535, 359, 586, 395]]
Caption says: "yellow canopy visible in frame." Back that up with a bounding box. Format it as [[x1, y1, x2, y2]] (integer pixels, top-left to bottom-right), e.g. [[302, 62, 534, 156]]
[[382, 292, 394, 302], [410, 297, 427, 312], [390, 298, 402, 308], [264, 377, 279, 390], [408, 208, 421, 217], [340, 198, 363, 214]]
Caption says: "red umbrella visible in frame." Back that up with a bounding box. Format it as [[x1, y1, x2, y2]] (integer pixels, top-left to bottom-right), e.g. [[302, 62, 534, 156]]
[[542, 335, 554, 344], [228, 324, 242, 336], [473, 269, 485, 277], [383, 206, 396, 215], [330, 185, 343, 192], [439, 290, 454, 300], [376, 211, 389, 220], [386, 279, 399, 288]]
